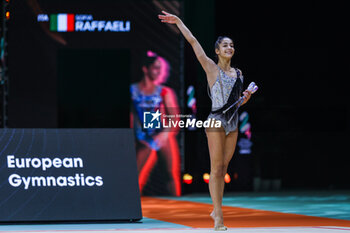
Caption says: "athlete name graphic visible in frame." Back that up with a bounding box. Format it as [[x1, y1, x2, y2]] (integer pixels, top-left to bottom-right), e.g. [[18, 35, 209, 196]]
[[6, 155, 104, 190], [37, 14, 130, 32]]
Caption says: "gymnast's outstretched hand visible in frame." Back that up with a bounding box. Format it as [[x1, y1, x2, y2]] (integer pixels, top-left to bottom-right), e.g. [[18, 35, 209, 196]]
[[158, 11, 180, 24]]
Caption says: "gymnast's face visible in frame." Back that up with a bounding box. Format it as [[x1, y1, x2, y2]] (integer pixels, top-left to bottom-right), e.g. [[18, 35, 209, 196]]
[[144, 58, 161, 81], [216, 37, 235, 59]]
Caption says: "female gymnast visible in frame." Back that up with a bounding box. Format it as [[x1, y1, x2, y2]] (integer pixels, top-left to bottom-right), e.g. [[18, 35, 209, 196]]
[[130, 53, 181, 196], [159, 11, 252, 230]]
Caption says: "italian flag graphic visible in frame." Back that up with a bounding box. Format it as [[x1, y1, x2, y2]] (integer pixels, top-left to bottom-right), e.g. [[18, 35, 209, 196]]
[[50, 14, 75, 32]]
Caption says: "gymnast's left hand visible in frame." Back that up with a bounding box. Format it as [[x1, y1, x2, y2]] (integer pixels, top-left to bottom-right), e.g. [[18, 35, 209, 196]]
[[242, 90, 251, 105]]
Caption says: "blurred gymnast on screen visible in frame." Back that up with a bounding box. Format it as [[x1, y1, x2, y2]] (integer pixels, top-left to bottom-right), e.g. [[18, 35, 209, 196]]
[[159, 11, 252, 231], [130, 52, 181, 196]]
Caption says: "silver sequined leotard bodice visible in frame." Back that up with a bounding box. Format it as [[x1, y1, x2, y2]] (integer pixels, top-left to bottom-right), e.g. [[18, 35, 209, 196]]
[[208, 67, 244, 134]]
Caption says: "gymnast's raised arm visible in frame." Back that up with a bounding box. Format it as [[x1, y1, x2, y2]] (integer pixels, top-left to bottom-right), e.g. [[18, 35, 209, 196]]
[[158, 11, 217, 84]]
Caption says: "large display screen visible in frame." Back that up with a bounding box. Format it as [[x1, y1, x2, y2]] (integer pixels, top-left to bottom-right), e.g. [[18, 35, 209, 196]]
[[8, 0, 183, 196]]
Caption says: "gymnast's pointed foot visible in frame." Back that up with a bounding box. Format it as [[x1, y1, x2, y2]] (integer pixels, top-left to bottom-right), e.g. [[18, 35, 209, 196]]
[[210, 211, 227, 231]]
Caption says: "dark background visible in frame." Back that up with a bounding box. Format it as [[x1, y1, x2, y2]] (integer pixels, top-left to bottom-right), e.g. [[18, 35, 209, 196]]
[[57, 49, 130, 128], [4, 0, 349, 192]]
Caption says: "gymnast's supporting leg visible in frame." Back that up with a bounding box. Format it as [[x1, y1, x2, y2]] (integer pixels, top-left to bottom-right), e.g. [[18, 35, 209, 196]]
[[206, 127, 226, 228]]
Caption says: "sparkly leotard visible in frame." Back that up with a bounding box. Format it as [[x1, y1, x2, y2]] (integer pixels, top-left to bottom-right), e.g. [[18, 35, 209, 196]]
[[207, 67, 244, 135]]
